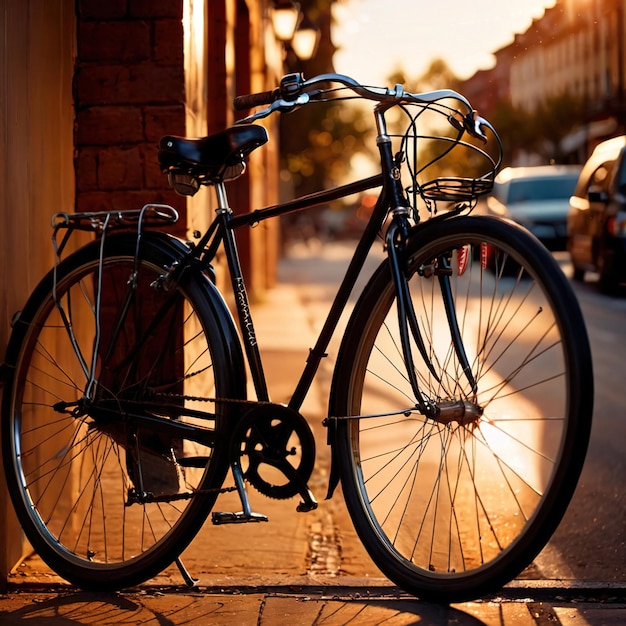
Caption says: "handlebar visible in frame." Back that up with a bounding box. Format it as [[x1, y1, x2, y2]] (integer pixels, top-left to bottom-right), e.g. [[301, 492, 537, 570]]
[[234, 72, 492, 143], [233, 88, 279, 111]]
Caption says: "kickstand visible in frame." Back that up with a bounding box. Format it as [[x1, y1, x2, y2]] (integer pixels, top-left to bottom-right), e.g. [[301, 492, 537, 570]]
[[175, 557, 199, 588]]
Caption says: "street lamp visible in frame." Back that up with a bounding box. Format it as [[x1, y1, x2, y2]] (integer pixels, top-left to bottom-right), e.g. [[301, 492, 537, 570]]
[[291, 17, 319, 61], [271, 1, 301, 42]]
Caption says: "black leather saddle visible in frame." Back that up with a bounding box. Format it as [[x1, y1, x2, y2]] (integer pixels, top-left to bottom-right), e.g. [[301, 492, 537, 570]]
[[158, 124, 268, 188]]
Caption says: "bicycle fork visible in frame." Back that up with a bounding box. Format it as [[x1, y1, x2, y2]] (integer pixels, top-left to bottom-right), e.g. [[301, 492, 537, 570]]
[[385, 213, 478, 423]]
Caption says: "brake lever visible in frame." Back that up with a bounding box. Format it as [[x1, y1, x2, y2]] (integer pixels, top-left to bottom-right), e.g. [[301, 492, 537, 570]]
[[236, 93, 311, 124], [446, 109, 489, 144], [468, 113, 489, 144]]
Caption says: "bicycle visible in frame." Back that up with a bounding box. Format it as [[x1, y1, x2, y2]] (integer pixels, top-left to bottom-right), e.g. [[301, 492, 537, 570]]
[[1, 72, 593, 602]]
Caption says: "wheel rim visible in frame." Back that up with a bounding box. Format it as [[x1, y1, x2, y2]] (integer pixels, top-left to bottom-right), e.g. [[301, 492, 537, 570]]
[[8, 255, 222, 572]]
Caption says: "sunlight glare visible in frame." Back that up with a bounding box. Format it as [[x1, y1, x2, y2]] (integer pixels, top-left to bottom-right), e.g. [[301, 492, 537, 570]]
[[332, 0, 557, 85]]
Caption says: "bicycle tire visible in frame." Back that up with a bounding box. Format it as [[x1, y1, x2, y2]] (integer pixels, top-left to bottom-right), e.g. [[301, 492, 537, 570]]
[[2, 232, 246, 590], [330, 215, 593, 602]]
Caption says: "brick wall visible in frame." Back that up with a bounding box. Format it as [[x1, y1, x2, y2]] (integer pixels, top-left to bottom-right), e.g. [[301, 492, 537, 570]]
[[74, 0, 187, 227]]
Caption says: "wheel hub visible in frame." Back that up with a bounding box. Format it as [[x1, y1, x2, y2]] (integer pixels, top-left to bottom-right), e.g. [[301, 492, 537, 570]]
[[431, 399, 483, 426]]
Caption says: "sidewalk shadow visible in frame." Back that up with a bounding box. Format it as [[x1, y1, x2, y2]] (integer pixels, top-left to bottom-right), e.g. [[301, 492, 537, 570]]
[[0, 589, 225, 625], [297, 596, 493, 625], [0, 586, 504, 625]]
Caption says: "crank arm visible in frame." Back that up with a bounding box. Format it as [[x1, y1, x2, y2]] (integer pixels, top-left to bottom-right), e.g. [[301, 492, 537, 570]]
[[272, 457, 318, 512]]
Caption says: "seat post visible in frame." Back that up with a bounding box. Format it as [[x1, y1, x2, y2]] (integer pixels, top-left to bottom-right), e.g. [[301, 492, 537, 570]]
[[215, 181, 230, 212]]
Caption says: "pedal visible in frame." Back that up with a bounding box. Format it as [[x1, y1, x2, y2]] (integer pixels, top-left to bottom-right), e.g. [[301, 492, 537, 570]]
[[212, 461, 268, 525], [211, 510, 268, 525], [296, 497, 318, 513]]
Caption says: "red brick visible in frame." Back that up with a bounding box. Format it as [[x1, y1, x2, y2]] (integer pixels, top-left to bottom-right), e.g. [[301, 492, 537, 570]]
[[78, 21, 151, 62], [75, 148, 99, 191], [98, 146, 143, 190], [129, 63, 185, 103], [75, 106, 143, 146], [75, 63, 184, 106], [129, 0, 183, 19], [143, 105, 185, 142], [74, 65, 130, 106], [153, 19, 184, 63], [78, 0, 127, 20], [75, 191, 113, 213], [142, 143, 170, 189]]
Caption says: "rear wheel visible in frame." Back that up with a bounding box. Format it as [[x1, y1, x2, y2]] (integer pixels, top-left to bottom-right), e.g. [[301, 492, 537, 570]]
[[332, 216, 593, 602], [2, 235, 242, 590]]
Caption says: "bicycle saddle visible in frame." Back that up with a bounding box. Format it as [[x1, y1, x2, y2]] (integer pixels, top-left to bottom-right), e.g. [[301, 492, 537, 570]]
[[159, 124, 268, 190]]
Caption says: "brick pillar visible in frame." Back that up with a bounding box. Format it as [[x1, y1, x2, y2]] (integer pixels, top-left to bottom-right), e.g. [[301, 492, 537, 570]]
[[74, 0, 187, 229]]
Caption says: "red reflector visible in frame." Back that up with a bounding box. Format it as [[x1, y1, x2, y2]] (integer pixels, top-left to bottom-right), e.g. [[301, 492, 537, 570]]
[[481, 243, 489, 269], [457, 246, 469, 275], [607, 216, 615, 235]]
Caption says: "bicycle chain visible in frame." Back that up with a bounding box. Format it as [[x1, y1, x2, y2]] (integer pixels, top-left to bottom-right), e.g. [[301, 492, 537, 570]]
[[122, 393, 259, 507], [156, 392, 318, 501], [155, 392, 273, 407], [126, 484, 237, 506]]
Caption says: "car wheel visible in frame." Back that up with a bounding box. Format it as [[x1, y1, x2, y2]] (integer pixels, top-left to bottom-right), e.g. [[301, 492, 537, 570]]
[[597, 249, 620, 294], [599, 270, 618, 294]]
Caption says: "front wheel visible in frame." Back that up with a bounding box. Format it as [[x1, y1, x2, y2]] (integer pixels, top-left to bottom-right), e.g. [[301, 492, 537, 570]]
[[331, 216, 593, 602], [2, 234, 245, 590]]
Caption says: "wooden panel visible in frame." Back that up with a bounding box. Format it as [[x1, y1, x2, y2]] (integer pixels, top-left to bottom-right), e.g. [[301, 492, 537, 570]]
[[0, 0, 76, 584]]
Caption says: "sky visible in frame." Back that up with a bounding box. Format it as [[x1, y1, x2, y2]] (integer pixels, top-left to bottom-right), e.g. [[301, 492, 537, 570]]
[[332, 0, 557, 85]]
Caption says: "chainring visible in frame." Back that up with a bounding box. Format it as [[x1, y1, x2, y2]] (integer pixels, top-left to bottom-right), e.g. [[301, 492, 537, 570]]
[[231, 404, 315, 500]]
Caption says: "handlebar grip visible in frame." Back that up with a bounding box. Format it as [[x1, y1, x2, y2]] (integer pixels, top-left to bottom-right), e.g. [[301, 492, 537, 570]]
[[233, 89, 277, 111]]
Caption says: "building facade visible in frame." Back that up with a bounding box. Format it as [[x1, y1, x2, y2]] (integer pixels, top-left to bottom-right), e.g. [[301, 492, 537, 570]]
[[506, 0, 625, 120], [462, 0, 626, 163]]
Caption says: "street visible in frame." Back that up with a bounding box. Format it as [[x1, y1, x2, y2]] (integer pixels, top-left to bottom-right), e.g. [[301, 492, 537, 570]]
[[545, 254, 626, 582]]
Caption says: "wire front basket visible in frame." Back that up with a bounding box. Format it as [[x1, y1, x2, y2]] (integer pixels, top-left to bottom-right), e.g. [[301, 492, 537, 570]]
[[390, 100, 501, 215]]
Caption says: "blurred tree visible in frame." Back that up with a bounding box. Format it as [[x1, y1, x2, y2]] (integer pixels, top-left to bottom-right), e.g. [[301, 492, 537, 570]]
[[530, 92, 586, 162], [488, 92, 585, 166], [393, 58, 461, 93], [409, 62, 586, 167], [489, 99, 535, 167], [385, 59, 498, 212]]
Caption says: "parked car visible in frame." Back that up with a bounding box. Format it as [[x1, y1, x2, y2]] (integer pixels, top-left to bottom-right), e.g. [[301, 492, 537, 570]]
[[485, 165, 582, 251], [567, 136, 626, 293]]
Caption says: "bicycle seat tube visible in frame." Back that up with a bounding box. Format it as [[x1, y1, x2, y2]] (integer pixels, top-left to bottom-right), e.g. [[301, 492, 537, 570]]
[[214, 180, 269, 402]]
